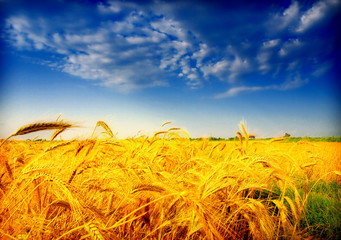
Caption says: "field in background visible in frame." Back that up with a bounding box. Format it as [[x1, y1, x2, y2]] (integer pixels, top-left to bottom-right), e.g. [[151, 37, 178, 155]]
[[0, 121, 340, 239]]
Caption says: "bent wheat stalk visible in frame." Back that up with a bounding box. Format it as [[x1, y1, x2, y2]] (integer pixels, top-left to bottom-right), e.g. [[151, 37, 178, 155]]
[[50, 128, 67, 141], [90, 121, 114, 139], [236, 131, 243, 146], [1, 122, 73, 147], [161, 121, 172, 127], [0, 121, 73, 179], [13, 122, 72, 136]]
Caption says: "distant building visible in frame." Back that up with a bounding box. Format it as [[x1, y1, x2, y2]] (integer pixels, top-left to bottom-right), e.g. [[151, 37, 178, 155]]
[[249, 135, 255, 139]]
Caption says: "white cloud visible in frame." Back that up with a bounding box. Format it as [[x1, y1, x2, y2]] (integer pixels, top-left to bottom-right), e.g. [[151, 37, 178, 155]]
[[214, 74, 308, 98], [257, 52, 270, 64], [150, 18, 186, 40], [5, 16, 46, 49], [262, 39, 280, 48], [256, 39, 282, 74], [108, 20, 134, 33], [158, 40, 191, 71], [98, 1, 121, 13], [287, 61, 299, 70], [186, 72, 201, 88], [256, 52, 271, 73], [4, 1, 323, 95], [204, 60, 229, 75], [215, 86, 267, 98], [201, 51, 251, 82], [126, 35, 160, 44], [5, 9, 206, 90], [65, 29, 108, 44], [278, 38, 302, 56], [229, 56, 250, 79], [270, 1, 299, 31], [283, 1, 300, 22], [52, 33, 62, 44], [312, 61, 332, 76], [179, 57, 191, 75], [192, 43, 209, 67], [276, 74, 309, 90], [297, 0, 339, 32]]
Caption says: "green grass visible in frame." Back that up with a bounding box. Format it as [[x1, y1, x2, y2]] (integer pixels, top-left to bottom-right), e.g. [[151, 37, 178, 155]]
[[267, 178, 341, 239], [189, 136, 341, 142], [283, 136, 341, 142], [300, 180, 341, 239]]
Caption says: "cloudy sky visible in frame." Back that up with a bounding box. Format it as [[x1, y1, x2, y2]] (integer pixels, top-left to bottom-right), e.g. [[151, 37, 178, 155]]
[[0, 0, 340, 139]]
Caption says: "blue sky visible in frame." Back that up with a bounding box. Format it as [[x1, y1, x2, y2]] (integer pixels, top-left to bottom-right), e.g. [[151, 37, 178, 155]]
[[0, 0, 340, 139]]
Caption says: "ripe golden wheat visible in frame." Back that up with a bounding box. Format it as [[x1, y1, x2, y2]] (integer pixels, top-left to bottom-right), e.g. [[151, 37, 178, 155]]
[[0, 120, 340, 239]]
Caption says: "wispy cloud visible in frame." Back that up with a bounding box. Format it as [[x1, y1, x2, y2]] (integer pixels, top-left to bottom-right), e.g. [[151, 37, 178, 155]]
[[4, 9, 204, 91], [297, 0, 340, 32], [267, 0, 340, 34], [3, 0, 338, 95], [215, 86, 270, 99], [214, 74, 309, 98], [262, 39, 280, 48], [98, 1, 121, 13], [278, 38, 302, 57], [268, 1, 300, 31]]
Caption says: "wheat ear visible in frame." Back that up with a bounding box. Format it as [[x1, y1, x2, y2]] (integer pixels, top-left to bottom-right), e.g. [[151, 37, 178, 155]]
[[131, 184, 166, 194], [161, 121, 172, 127], [236, 131, 243, 146], [85, 222, 105, 240], [14, 122, 72, 136], [50, 128, 67, 141], [240, 123, 249, 147], [1, 122, 72, 146], [90, 121, 114, 139], [0, 121, 73, 179]]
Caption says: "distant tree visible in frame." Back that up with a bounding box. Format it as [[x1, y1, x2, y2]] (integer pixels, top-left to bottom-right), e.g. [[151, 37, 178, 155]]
[[284, 133, 291, 137]]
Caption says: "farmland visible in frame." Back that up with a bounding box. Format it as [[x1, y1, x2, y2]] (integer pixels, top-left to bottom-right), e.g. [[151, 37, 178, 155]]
[[0, 121, 340, 239]]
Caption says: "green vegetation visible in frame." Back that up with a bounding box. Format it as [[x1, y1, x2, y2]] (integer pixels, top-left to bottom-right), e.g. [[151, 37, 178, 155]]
[[269, 179, 341, 239], [299, 180, 341, 239], [190, 136, 341, 142], [283, 136, 341, 142]]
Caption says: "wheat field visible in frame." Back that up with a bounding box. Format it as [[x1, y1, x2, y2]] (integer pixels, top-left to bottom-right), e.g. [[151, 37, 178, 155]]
[[0, 120, 340, 239]]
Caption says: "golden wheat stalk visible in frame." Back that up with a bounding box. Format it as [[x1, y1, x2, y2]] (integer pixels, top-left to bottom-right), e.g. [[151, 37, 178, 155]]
[[91, 121, 114, 139], [4, 161, 13, 179], [45, 140, 75, 152], [153, 131, 168, 137], [13, 122, 72, 136], [236, 131, 243, 146], [50, 128, 66, 141], [181, 130, 190, 139], [1, 122, 73, 147], [168, 127, 181, 131], [85, 222, 105, 240], [240, 123, 249, 147], [56, 113, 62, 122], [300, 161, 318, 169], [131, 184, 166, 194], [0, 121, 73, 180], [32, 135, 39, 141], [49, 200, 71, 210], [161, 121, 172, 127], [269, 137, 286, 143]]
